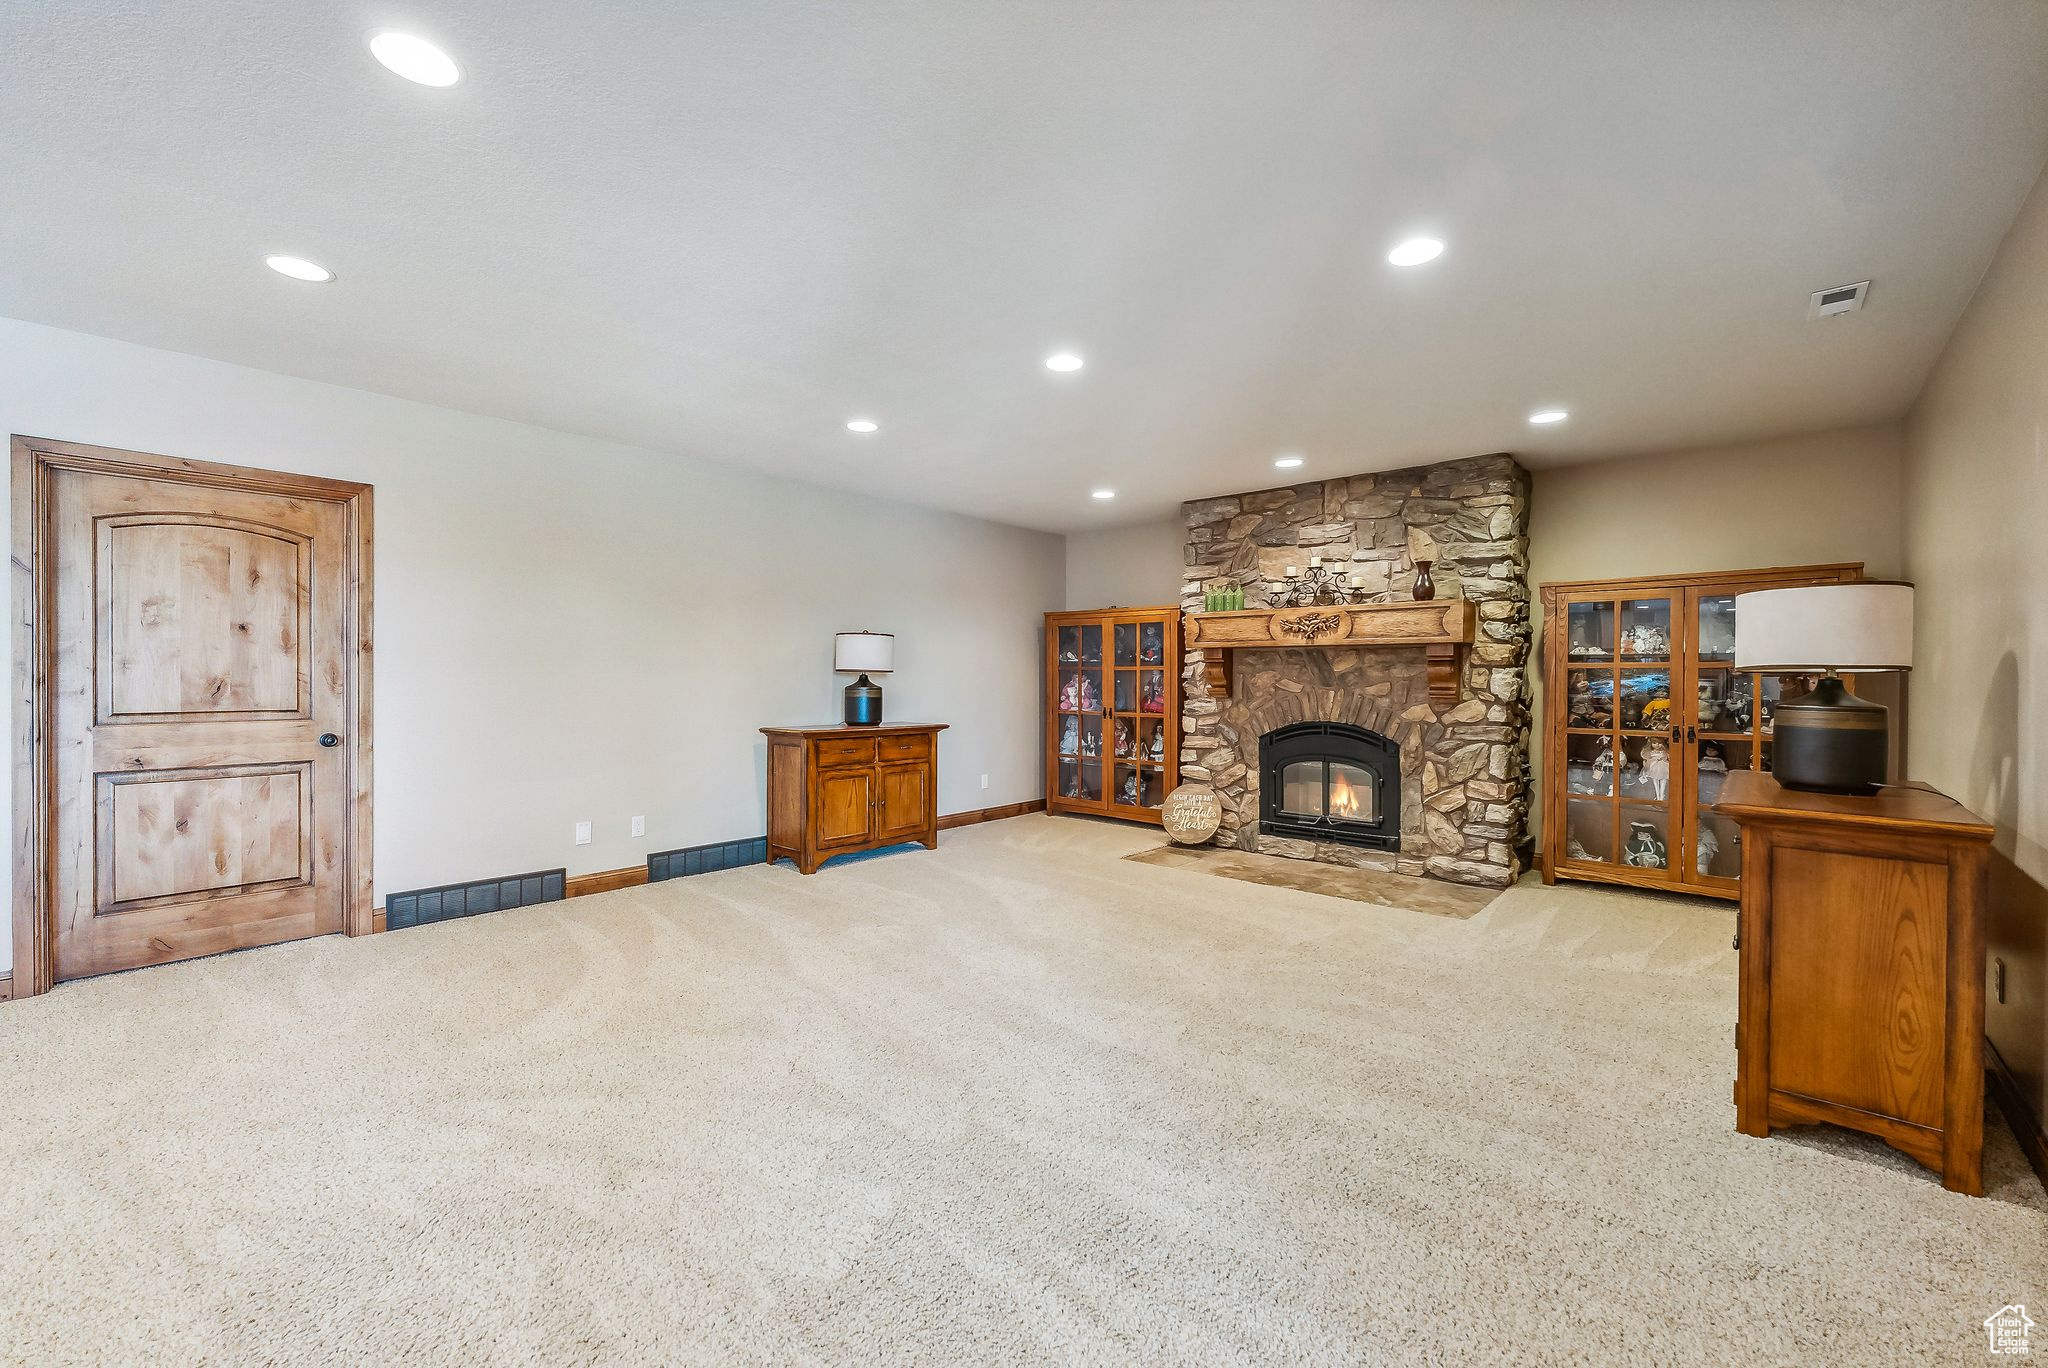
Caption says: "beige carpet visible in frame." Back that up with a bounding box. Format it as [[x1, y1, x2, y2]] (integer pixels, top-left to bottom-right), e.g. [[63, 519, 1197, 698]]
[[0, 814, 2040, 1366]]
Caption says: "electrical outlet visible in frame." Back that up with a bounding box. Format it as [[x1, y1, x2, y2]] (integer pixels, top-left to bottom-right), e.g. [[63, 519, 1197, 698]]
[[574, 820, 592, 846], [1994, 957, 2007, 1005], [980, 774, 990, 790], [631, 815, 645, 838]]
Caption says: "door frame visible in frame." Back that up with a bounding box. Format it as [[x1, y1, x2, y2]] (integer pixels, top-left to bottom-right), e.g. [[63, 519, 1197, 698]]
[[10, 435, 375, 999]]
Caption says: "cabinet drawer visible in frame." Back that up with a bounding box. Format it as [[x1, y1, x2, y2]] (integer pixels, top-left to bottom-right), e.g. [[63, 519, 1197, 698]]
[[813, 736, 877, 768], [878, 733, 932, 762]]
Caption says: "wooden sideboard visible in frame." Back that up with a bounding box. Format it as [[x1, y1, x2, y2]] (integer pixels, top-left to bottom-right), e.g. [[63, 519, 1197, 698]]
[[1716, 770, 1992, 1194], [762, 723, 947, 874]]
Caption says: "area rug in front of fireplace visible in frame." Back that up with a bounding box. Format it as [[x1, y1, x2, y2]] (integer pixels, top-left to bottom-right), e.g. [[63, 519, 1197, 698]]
[[1124, 841, 1499, 918]]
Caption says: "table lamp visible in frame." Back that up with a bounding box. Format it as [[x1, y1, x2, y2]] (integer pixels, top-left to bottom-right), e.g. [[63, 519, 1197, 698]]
[[1733, 582, 1913, 794], [834, 631, 894, 726]]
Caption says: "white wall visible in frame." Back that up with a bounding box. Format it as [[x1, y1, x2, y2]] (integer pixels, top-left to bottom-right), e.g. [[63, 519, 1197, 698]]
[[1901, 161, 2048, 1132], [1064, 520, 1185, 610], [1, 317, 1063, 968]]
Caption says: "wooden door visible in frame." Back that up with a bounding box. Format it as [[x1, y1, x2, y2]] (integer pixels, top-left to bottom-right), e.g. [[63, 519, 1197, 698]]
[[813, 768, 875, 850], [875, 762, 930, 842], [46, 468, 353, 981]]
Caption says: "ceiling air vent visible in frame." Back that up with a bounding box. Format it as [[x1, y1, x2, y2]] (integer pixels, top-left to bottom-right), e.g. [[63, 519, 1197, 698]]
[[1808, 280, 1870, 319]]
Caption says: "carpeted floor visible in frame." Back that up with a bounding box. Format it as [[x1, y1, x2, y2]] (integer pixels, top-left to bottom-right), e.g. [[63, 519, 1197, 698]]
[[0, 814, 2040, 1366]]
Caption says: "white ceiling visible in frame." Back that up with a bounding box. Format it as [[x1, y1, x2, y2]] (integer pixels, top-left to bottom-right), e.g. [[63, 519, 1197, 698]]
[[5, 2, 2048, 533]]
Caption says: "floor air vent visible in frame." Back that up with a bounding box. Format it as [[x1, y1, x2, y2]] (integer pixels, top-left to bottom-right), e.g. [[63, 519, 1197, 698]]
[[385, 868, 566, 929], [648, 838, 768, 882]]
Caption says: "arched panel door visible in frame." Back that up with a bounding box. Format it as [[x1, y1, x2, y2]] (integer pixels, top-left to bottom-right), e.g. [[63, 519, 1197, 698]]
[[48, 473, 352, 981]]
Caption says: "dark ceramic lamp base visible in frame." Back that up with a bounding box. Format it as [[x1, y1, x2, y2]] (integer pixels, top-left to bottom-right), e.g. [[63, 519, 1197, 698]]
[[843, 674, 884, 726], [1772, 675, 1889, 795]]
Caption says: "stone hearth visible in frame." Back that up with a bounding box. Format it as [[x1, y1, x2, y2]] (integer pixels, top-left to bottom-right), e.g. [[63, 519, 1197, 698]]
[[1178, 453, 1531, 887]]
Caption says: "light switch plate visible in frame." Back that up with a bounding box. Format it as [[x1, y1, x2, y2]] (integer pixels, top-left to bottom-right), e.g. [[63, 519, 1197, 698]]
[[980, 774, 990, 790], [574, 820, 592, 846]]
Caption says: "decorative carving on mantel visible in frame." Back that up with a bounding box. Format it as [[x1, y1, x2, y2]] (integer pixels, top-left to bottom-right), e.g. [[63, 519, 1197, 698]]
[[1277, 612, 1344, 643], [1185, 600, 1475, 703]]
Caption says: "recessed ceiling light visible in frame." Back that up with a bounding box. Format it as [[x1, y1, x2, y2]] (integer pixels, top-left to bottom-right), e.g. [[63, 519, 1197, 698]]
[[264, 255, 335, 283], [1091, 488, 1116, 500], [845, 419, 879, 433], [1527, 408, 1570, 425], [1045, 352, 1085, 373], [1387, 237, 1445, 267], [369, 31, 462, 87], [1274, 455, 1305, 469]]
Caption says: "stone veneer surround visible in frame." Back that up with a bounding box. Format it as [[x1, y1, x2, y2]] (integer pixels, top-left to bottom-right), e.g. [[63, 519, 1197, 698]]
[[1178, 454, 1532, 887]]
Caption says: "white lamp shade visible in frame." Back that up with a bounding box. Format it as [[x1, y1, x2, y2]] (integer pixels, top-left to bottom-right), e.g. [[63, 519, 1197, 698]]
[[1733, 583, 1914, 673], [833, 631, 894, 674]]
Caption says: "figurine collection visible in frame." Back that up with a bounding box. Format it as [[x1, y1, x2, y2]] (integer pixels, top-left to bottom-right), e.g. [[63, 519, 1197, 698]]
[[1621, 821, 1668, 869], [1059, 694, 1166, 804], [1619, 623, 1669, 658]]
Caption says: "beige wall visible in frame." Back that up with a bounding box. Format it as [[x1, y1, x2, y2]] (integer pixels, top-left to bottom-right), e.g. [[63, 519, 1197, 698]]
[[1526, 423, 1907, 841], [1901, 163, 2048, 1138], [1064, 519, 1186, 610], [0, 317, 1065, 971], [1528, 424, 1905, 586]]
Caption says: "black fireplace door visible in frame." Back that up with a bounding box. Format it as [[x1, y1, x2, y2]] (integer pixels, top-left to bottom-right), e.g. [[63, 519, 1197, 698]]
[[1259, 722, 1401, 850]]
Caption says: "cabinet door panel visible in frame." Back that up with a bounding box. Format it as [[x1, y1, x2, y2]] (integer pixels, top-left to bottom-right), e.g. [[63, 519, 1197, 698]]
[[1766, 845, 1947, 1127], [876, 762, 930, 841], [814, 770, 874, 848]]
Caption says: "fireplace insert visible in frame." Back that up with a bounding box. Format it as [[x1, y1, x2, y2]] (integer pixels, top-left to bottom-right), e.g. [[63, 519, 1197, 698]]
[[1259, 721, 1401, 850]]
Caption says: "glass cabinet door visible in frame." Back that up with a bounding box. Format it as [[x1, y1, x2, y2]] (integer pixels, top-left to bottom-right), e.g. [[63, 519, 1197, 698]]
[[1558, 596, 1619, 871], [1680, 588, 1837, 891], [1056, 622, 1105, 808], [1109, 618, 1170, 814], [1687, 591, 1747, 889], [1559, 593, 1678, 883], [1615, 595, 1675, 880]]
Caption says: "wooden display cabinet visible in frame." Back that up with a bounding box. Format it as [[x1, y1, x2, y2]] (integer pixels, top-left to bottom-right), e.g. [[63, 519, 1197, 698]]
[[1044, 607, 1180, 825], [1538, 563, 1863, 899]]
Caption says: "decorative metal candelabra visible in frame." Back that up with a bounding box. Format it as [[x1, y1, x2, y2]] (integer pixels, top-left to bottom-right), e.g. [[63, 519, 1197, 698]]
[[1268, 558, 1397, 609]]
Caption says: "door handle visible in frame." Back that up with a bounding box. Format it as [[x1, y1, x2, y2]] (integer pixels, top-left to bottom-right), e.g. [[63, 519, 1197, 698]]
[[318, 732, 341, 748]]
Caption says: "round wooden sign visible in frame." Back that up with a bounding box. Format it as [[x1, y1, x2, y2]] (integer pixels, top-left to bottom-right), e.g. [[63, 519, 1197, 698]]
[[1161, 785, 1223, 845]]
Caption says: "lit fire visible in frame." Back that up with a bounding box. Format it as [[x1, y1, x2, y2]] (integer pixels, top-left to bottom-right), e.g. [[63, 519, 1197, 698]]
[[1329, 771, 1364, 820]]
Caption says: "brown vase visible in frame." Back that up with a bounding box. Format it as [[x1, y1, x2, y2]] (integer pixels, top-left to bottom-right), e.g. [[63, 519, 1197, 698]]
[[1412, 560, 1436, 601]]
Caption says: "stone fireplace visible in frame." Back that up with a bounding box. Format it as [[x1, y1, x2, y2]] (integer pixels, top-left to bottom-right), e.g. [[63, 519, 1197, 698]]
[[1178, 453, 1531, 888]]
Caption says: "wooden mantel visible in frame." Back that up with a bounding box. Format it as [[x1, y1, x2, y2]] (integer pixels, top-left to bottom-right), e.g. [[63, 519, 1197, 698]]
[[1183, 599, 1475, 702]]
